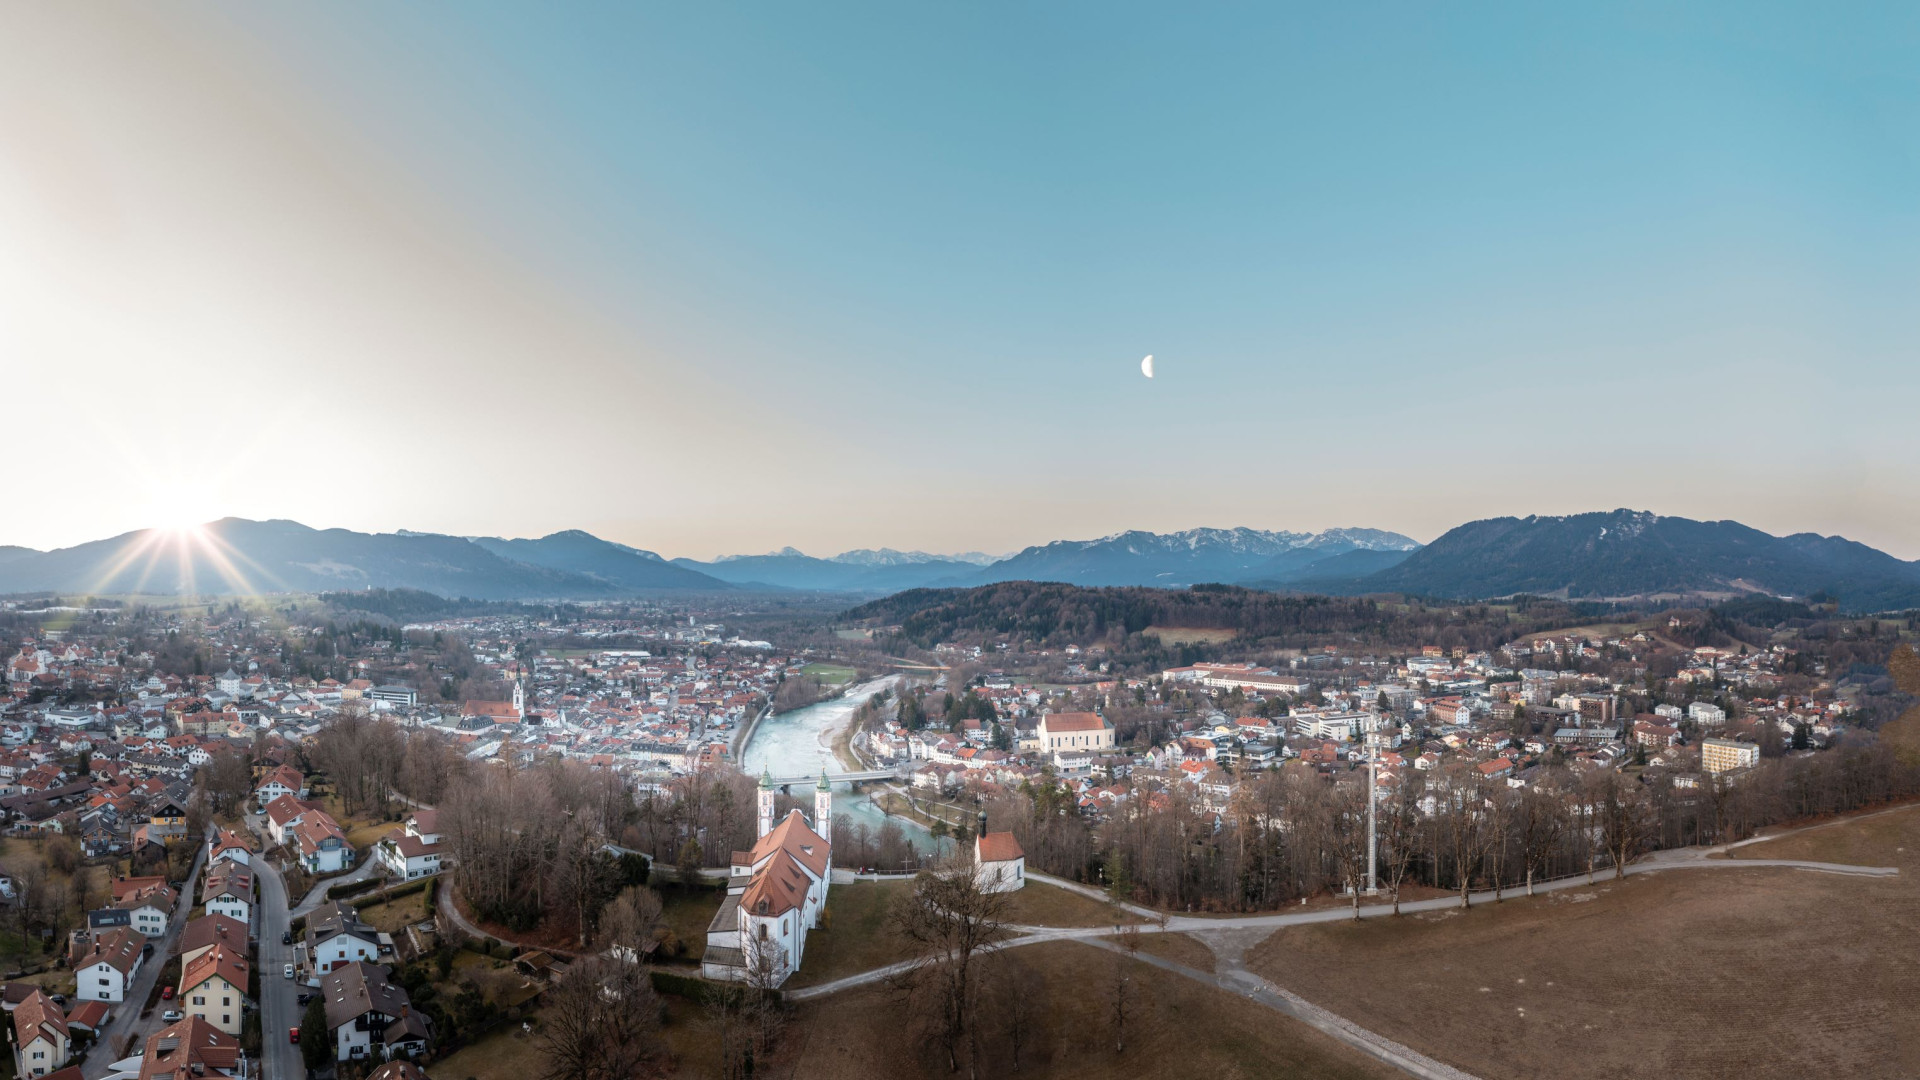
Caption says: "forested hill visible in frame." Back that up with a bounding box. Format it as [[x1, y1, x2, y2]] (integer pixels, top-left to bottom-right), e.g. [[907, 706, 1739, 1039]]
[[841, 581, 1612, 653]]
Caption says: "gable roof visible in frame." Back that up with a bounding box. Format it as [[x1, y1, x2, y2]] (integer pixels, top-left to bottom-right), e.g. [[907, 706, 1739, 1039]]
[[138, 1015, 238, 1080], [177, 914, 248, 959], [1040, 711, 1110, 733], [79, 927, 142, 976], [977, 831, 1024, 863], [181, 944, 249, 996], [12, 986, 67, 1046]]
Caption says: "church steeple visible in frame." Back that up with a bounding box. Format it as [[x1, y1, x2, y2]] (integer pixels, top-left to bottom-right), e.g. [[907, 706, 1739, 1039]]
[[814, 769, 833, 841], [757, 767, 776, 838]]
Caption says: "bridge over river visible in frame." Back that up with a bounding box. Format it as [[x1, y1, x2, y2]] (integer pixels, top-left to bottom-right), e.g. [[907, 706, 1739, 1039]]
[[762, 765, 908, 788]]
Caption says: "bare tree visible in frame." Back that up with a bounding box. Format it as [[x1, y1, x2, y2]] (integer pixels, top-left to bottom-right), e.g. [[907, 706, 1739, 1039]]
[[1598, 774, 1648, 879], [1516, 782, 1568, 896], [889, 859, 1012, 1077], [1377, 772, 1423, 915], [596, 885, 664, 962], [535, 955, 662, 1080]]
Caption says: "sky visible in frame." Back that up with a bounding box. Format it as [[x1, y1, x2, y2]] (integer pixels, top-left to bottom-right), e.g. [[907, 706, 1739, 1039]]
[[2, 3, 1917, 559]]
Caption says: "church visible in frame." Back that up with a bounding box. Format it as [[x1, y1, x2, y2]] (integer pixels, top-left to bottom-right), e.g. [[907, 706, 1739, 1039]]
[[700, 769, 833, 987]]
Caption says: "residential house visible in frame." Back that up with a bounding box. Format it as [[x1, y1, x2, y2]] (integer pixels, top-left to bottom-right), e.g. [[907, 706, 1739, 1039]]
[[318, 962, 431, 1063], [180, 945, 250, 1036], [76, 928, 143, 1003], [305, 900, 381, 976], [10, 988, 69, 1077], [136, 1015, 242, 1080], [292, 814, 353, 874], [178, 914, 250, 968], [252, 764, 306, 807], [209, 828, 253, 868], [201, 864, 252, 924]]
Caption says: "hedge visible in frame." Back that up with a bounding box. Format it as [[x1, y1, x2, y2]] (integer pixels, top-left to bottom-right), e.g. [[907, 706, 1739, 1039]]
[[328, 875, 434, 902]]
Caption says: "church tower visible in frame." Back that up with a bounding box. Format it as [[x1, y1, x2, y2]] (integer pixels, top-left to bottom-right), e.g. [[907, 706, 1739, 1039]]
[[512, 668, 526, 719], [757, 767, 776, 838], [814, 770, 833, 842]]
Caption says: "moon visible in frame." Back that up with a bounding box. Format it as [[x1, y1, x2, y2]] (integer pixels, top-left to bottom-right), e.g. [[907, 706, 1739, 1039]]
[[1141, 355, 1154, 379]]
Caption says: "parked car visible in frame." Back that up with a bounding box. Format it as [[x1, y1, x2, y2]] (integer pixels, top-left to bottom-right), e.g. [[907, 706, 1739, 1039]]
[[283, 963, 295, 979], [160, 986, 174, 1000], [162, 1009, 182, 1022], [297, 992, 313, 1005], [281, 931, 292, 945], [289, 1027, 300, 1044], [49, 995, 65, 1006]]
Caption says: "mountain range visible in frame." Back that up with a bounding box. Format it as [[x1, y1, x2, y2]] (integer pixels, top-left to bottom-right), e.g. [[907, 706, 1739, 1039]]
[[0, 511, 1916, 612]]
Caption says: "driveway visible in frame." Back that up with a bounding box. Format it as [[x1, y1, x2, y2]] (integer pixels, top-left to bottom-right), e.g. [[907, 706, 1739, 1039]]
[[82, 833, 208, 1080]]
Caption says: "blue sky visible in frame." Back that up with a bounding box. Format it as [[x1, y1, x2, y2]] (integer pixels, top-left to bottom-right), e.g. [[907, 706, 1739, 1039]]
[[3, 3, 1917, 556]]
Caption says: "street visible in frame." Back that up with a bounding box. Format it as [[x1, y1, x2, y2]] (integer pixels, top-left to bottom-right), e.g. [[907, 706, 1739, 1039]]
[[82, 834, 207, 1080], [248, 811, 306, 1080]]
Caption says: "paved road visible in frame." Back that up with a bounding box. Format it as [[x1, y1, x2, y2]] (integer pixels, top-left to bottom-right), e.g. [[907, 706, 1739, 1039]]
[[83, 834, 208, 1080], [253, 838, 306, 1080]]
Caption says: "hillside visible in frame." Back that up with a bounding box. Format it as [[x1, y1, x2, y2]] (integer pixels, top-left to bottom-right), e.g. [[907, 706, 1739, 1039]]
[[957, 527, 1421, 588], [672, 549, 982, 592], [471, 531, 727, 591], [1349, 510, 1920, 612], [0, 519, 725, 599]]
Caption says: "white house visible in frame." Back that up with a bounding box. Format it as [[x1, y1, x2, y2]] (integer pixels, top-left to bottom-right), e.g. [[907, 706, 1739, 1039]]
[[202, 864, 252, 924], [253, 764, 306, 806], [293, 815, 353, 874], [263, 793, 315, 846], [306, 899, 382, 977], [374, 827, 442, 881], [76, 927, 143, 1002], [209, 828, 253, 868]]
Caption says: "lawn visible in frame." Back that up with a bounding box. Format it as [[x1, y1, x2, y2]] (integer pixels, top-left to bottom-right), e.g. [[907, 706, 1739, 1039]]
[[764, 939, 1400, 1080], [355, 889, 430, 933], [781, 880, 918, 989], [655, 885, 723, 964], [1245, 818, 1920, 1080], [800, 662, 857, 685], [1000, 879, 1143, 928], [1129, 931, 1216, 973], [321, 795, 408, 848], [431, 1016, 549, 1080]]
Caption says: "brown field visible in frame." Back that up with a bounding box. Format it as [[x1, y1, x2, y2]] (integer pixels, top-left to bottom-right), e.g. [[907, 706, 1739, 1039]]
[[1727, 802, 1920, 866], [1247, 826, 1920, 1080], [1001, 879, 1144, 928], [1129, 930, 1216, 972], [1143, 625, 1238, 645], [356, 888, 430, 933], [754, 940, 1399, 1080], [784, 880, 915, 988]]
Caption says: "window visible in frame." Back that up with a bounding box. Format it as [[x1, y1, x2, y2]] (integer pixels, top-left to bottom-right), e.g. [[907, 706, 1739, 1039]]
[[193, 996, 205, 1005], [223, 1014, 230, 1024]]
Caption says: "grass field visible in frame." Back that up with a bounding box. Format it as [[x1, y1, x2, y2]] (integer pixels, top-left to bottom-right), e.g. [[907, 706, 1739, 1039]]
[[656, 885, 723, 963], [1129, 930, 1216, 973], [766, 940, 1399, 1080], [1000, 880, 1143, 928], [801, 662, 858, 685], [784, 880, 916, 988], [433, 1016, 550, 1080], [1142, 626, 1238, 645], [356, 889, 430, 933], [1727, 802, 1920, 866], [1245, 816, 1920, 1080]]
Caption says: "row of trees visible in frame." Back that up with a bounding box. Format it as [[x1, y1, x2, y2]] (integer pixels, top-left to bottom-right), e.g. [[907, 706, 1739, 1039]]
[[984, 737, 1920, 913]]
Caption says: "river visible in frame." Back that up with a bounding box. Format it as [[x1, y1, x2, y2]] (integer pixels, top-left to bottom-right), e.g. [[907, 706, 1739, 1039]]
[[740, 676, 951, 858]]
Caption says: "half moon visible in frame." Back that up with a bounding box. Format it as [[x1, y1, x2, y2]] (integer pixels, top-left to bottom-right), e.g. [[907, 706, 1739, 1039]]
[[1141, 355, 1154, 379]]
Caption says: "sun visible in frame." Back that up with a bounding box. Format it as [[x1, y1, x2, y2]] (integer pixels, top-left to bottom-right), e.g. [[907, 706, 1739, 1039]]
[[151, 508, 210, 537]]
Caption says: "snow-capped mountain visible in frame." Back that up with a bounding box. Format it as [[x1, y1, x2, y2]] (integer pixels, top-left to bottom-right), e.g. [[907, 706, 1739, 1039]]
[[961, 527, 1422, 588]]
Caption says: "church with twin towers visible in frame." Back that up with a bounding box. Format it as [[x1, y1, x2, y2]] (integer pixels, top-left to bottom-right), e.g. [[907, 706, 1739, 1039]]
[[699, 768, 833, 986]]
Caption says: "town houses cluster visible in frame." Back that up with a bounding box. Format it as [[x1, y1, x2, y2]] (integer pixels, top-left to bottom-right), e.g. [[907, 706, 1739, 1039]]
[[850, 633, 1847, 823]]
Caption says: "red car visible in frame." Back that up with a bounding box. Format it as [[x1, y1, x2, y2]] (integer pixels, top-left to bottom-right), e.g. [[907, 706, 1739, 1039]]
[[290, 1027, 300, 1045], [160, 986, 174, 1000]]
